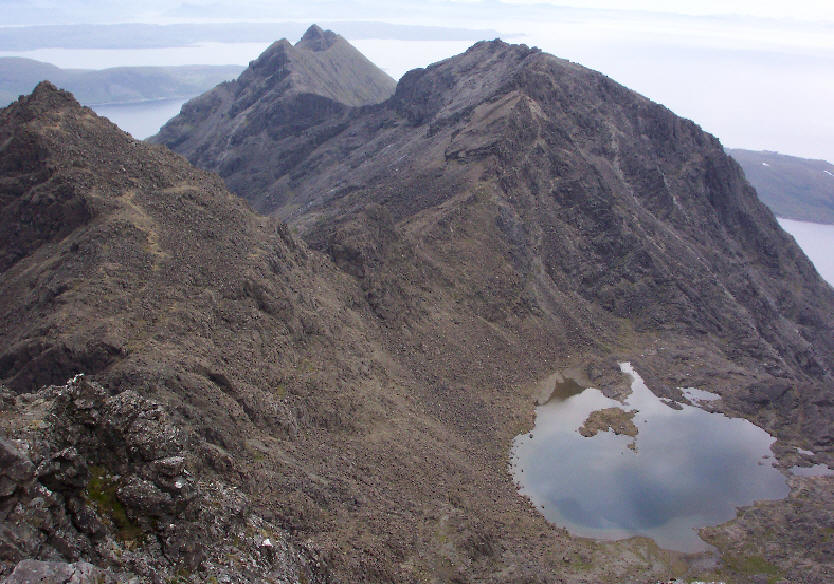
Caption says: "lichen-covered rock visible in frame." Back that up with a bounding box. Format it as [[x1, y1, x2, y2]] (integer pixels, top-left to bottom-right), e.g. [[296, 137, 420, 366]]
[[35, 448, 87, 493], [0, 439, 33, 498], [0, 376, 331, 583], [2, 559, 117, 584]]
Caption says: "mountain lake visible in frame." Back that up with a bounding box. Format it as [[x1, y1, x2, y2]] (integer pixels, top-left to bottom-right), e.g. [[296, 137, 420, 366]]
[[511, 363, 791, 552]]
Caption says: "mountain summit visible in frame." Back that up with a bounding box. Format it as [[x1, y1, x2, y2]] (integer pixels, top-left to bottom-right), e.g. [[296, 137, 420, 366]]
[[296, 24, 341, 52], [152, 24, 395, 190]]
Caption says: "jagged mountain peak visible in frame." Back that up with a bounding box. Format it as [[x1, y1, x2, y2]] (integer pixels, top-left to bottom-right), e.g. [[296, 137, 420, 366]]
[[7, 79, 80, 120], [25, 79, 76, 105], [248, 26, 349, 72], [151, 26, 395, 162], [390, 38, 546, 125], [296, 24, 342, 51]]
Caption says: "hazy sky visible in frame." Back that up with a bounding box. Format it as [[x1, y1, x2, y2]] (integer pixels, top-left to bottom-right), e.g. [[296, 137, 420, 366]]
[[5, 0, 834, 23], [2, 1, 833, 162]]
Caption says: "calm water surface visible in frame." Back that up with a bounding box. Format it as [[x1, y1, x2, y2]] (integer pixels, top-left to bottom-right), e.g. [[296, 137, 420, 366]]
[[511, 363, 789, 552], [778, 218, 834, 286], [91, 98, 190, 140]]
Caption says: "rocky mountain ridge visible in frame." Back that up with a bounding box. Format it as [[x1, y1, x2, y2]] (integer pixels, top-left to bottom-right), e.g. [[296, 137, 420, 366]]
[[154, 25, 396, 208], [154, 35, 834, 581], [0, 82, 391, 583], [4, 30, 834, 584], [159, 37, 834, 390]]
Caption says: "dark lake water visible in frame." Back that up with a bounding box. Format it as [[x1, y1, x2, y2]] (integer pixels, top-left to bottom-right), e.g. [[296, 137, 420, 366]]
[[511, 363, 790, 552]]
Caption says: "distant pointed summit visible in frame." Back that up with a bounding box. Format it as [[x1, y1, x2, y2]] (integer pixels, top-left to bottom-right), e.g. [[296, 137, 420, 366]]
[[297, 24, 341, 51], [152, 26, 395, 190]]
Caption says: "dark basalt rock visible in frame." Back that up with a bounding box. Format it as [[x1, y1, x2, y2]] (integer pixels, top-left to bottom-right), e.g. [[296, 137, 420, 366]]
[[3, 559, 117, 584], [0, 376, 331, 583]]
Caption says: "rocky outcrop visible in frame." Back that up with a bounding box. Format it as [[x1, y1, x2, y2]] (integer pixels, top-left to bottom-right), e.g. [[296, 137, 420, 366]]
[[578, 408, 638, 439], [3, 559, 117, 584], [0, 377, 327, 583]]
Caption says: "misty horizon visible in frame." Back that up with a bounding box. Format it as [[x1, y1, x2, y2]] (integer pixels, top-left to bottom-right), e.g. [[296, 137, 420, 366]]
[[2, 2, 834, 163]]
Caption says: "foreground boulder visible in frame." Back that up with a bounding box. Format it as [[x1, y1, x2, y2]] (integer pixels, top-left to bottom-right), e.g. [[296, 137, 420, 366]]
[[0, 377, 328, 583]]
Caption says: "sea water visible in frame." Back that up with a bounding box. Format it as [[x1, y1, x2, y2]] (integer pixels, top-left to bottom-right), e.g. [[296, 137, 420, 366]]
[[91, 98, 191, 140], [778, 218, 834, 286]]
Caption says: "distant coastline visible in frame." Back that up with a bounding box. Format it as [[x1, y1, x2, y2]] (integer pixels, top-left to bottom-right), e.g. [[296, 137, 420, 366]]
[[728, 148, 834, 226], [0, 57, 242, 107]]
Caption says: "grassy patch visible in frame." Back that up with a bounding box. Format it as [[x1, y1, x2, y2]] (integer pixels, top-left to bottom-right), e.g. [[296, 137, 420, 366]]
[[85, 465, 143, 543], [723, 554, 782, 583]]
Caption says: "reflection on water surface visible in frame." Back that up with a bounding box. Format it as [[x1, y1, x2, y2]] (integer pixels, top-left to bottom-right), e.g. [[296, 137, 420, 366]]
[[512, 363, 790, 552]]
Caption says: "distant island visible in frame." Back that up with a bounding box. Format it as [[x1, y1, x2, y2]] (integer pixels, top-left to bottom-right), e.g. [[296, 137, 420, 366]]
[[728, 148, 834, 225], [0, 57, 243, 107]]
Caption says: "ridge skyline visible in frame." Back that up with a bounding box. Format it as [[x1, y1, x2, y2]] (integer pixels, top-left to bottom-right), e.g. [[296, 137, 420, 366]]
[[2, 8, 832, 165]]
